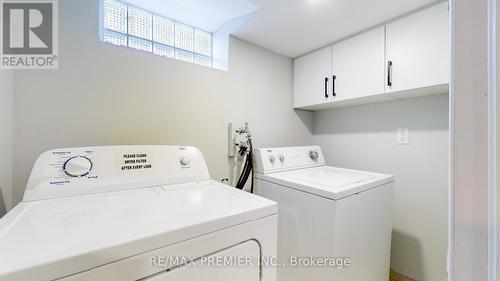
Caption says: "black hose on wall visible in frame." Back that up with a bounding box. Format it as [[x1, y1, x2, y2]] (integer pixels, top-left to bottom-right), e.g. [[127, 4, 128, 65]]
[[0, 190, 6, 218], [235, 139, 254, 193]]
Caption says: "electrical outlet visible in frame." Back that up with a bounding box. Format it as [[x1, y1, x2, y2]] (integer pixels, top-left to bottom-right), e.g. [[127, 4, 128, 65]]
[[396, 128, 410, 145]]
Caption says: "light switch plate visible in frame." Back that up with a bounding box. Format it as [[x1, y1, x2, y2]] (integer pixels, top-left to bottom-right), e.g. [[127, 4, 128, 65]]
[[396, 128, 410, 145]]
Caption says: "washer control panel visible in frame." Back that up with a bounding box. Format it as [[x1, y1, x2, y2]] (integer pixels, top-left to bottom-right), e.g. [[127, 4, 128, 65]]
[[24, 145, 210, 201], [268, 155, 276, 164], [278, 154, 285, 163], [254, 146, 326, 173]]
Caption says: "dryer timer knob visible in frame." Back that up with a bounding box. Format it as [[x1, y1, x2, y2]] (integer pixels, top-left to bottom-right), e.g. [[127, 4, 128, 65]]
[[63, 156, 93, 177], [180, 156, 191, 166], [309, 150, 319, 161]]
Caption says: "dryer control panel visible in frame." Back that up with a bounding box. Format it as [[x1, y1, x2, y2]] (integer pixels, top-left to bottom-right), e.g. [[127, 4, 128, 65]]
[[24, 146, 210, 201], [254, 146, 326, 174]]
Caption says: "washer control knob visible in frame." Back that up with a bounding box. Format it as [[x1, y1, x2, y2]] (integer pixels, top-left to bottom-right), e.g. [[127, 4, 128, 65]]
[[309, 150, 319, 161], [63, 156, 93, 177], [180, 156, 191, 166], [278, 154, 285, 163], [268, 155, 276, 164]]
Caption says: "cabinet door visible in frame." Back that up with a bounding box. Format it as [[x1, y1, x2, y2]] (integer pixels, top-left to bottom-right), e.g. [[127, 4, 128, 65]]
[[332, 26, 386, 101], [385, 2, 450, 93], [293, 46, 332, 108]]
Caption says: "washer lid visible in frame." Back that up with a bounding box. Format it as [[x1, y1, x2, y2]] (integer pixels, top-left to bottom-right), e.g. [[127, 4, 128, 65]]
[[257, 166, 394, 200], [0, 181, 277, 281]]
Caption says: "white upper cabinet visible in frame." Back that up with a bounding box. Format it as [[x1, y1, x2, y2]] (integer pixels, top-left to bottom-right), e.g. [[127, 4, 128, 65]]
[[385, 2, 450, 94], [293, 46, 332, 108], [292, 2, 449, 110], [332, 26, 386, 101]]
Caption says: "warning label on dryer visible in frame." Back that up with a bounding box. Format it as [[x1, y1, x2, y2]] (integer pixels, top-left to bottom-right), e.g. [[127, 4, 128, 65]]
[[119, 153, 153, 171]]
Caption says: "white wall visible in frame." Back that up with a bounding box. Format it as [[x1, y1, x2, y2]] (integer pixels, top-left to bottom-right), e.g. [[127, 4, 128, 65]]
[[313, 93, 449, 281], [0, 69, 13, 215], [11, 0, 314, 205]]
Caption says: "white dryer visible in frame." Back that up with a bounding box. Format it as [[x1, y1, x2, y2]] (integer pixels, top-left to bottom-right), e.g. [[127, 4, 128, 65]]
[[0, 146, 277, 281], [254, 146, 393, 281]]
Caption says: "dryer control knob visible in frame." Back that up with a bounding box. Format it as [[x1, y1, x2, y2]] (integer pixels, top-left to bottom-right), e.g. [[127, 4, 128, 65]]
[[309, 150, 319, 161], [63, 156, 93, 177], [180, 156, 191, 166]]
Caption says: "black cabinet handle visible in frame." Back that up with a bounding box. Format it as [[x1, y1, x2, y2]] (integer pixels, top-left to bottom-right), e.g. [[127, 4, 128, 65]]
[[324, 77, 329, 98], [332, 75, 337, 97], [387, 61, 393, 87]]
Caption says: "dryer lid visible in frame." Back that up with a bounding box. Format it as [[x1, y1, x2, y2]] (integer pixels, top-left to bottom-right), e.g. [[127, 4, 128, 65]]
[[258, 166, 394, 200], [0, 181, 277, 281]]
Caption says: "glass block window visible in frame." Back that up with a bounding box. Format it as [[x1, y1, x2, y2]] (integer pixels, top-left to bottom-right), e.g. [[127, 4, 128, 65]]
[[104, 0, 127, 33], [195, 30, 212, 56], [153, 16, 174, 46], [153, 43, 174, 58], [128, 6, 152, 40], [175, 49, 194, 63], [102, 0, 213, 67], [175, 23, 194, 52], [103, 30, 127, 47], [129, 37, 152, 52], [195, 54, 212, 67]]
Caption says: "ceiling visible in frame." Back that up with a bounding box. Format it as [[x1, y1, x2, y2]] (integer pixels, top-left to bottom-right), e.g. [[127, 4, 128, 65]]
[[123, 0, 259, 32], [233, 0, 444, 57]]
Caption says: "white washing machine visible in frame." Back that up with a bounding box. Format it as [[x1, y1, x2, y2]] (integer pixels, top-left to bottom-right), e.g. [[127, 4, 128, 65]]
[[254, 146, 393, 281], [0, 146, 277, 281]]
